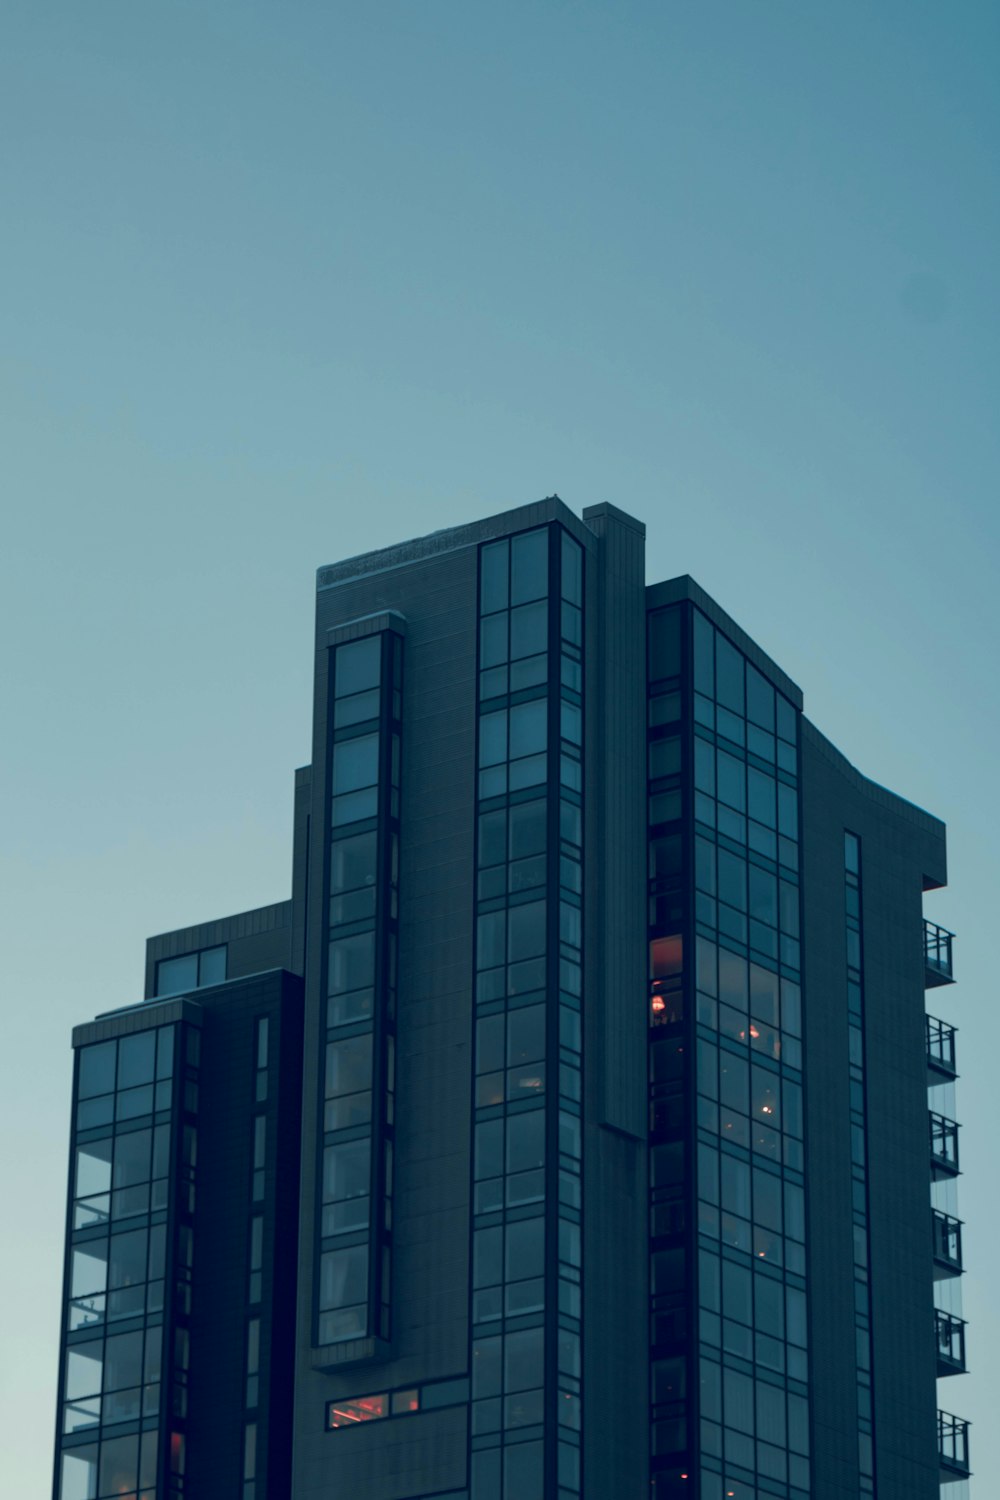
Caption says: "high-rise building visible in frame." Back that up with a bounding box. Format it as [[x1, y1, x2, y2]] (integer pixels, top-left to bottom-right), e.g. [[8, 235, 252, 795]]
[[52, 497, 970, 1500]]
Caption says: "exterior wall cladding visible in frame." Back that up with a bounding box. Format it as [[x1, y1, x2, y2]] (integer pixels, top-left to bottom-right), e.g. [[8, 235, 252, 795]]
[[52, 498, 970, 1500]]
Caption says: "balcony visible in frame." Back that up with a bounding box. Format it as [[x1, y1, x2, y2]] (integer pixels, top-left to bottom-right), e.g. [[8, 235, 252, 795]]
[[938, 1410, 971, 1476], [924, 920, 955, 987], [932, 1210, 963, 1278], [929, 1111, 960, 1179], [926, 1015, 958, 1080], [935, 1309, 967, 1376]]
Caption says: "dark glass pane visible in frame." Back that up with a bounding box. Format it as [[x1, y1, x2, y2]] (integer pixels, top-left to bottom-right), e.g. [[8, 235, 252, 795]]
[[156, 953, 198, 997], [199, 946, 226, 986], [78, 1042, 116, 1100], [509, 700, 547, 759], [716, 636, 745, 715], [508, 1005, 545, 1066], [507, 1111, 545, 1173], [481, 540, 510, 614], [481, 612, 509, 668], [747, 768, 776, 827], [508, 901, 546, 961], [561, 532, 583, 604], [118, 1032, 156, 1090], [693, 610, 714, 695], [717, 752, 745, 811], [99, 1434, 138, 1498], [336, 637, 381, 697], [333, 733, 379, 794], [510, 529, 548, 605], [331, 830, 378, 892], [478, 809, 507, 868], [748, 866, 777, 926], [510, 601, 547, 660], [509, 800, 546, 860], [776, 694, 797, 744], [746, 665, 774, 729], [325, 1035, 373, 1099], [717, 850, 747, 912], [506, 1218, 544, 1281], [650, 736, 681, 780], [328, 932, 375, 995], [649, 608, 682, 681]]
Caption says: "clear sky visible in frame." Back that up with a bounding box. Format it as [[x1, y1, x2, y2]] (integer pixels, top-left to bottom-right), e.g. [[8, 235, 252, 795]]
[[1, 1, 996, 1490]]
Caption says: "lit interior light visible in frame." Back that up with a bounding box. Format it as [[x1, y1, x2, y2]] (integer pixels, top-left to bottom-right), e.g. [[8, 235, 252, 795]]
[[651, 994, 666, 1013]]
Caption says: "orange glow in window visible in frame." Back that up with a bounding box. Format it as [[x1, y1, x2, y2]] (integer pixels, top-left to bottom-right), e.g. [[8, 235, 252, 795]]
[[329, 1394, 388, 1428]]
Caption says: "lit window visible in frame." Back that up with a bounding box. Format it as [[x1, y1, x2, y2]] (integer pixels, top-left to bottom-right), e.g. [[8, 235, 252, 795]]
[[328, 1394, 387, 1427]]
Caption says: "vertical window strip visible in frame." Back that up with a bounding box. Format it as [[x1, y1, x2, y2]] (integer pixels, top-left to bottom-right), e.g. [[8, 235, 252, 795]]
[[470, 525, 583, 1500], [317, 628, 401, 1347], [57, 1023, 191, 1500], [685, 609, 811, 1500], [845, 833, 876, 1494], [646, 604, 690, 1497]]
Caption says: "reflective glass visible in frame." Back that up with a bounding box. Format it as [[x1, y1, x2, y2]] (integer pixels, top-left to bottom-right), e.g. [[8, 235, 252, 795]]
[[336, 638, 381, 697]]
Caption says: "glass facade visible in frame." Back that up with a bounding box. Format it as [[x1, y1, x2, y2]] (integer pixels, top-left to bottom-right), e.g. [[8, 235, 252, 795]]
[[57, 1021, 197, 1500], [647, 605, 810, 1500], [317, 628, 402, 1346], [844, 833, 876, 1491], [469, 526, 584, 1500]]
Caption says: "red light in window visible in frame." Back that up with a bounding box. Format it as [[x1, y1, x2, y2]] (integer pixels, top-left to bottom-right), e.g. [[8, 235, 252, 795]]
[[749, 1025, 760, 1039], [651, 994, 666, 1014]]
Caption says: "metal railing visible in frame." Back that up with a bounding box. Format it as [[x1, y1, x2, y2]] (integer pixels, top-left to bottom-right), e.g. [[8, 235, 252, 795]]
[[926, 1014, 957, 1076], [924, 919, 955, 984], [929, 1111, 960, 1177], [935, 1309, 967, 1373], [932, 1209, 963, 1274], [938, 1410, 971, 1473]]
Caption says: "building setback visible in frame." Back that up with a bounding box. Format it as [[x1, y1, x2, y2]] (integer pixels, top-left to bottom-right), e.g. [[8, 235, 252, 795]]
[[52, 497, 970, 1500]]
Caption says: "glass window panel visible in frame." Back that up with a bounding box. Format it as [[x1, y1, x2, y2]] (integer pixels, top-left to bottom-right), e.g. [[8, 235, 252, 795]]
[[776, 694, 797, 744], [76, 1139, 113, 1202], [511, 528, 548, 605], [717, 752, 745, 812], [323, 1139, 371, 1206], [325, 1035, 373, 1099], [481, 612, 509, 668], [719, 1053, 748, 1114], [649, 608, 682, 681], [99, 1433, 138, 1497], [508, 901, 546, 962], [474, 1225, 503, 1288], [747, 768, 776, 828], [693, 611, 715, 695], [66, 1343, 104, 1400], [777, 782, 798, 840], [481, 540, 510, 614], [694, 737, 715, 796], [504, 1439, 543, 1500], [336, 638, 381, 697], [507, 1111, 545, 1174], [716, 637, 745, 715], [477, 910, 507, 970], [331, 830, 378, 892], [561, 533, 583, 603], [480, 709, 508, 767], [198, 945, 226, 986], [510, 800, 546, 860], [103, 1330, 143, 1392], [479, 808, 508, 868], [61, 1444, 99, 1500], [510, 700, 548, 759], [746, 665, 775, 728], [333, 733, 379, 795], [718, 950, 747, 1009], [748, 865, 777, 927], [721, 1155, 750, 1218], [505, 1327, 544, 1391], [156, 953, 198, 997], [475, 1119, 504, 1180], [507, 1218, 544, 1282], [717, 850, 746, 912], [508, 1005, 545, 1066], [328, 932, 375, 995], [319, 1244, 369, 1313], [510, 600, 547, 659], [335, 687, 380, 728], [116, 1032, 156, 1090]]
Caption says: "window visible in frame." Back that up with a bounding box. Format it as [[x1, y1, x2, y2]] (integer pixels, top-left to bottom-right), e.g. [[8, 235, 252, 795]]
[[155, 945, 227, 997]]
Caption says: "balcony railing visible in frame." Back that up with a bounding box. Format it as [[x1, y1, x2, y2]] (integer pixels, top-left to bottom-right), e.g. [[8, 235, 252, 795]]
[[926, 1015, 957, 1079], [929, 1111, 960, 1179], [924, 919, 955, 987], [935, 1309, 967, 1376], [932, 1209, 963, 1278], [938, 1410, 971, 1475]]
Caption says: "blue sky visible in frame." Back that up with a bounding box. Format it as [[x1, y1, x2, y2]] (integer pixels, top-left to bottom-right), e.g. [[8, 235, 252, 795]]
[[1, 2, 996, 1489]]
